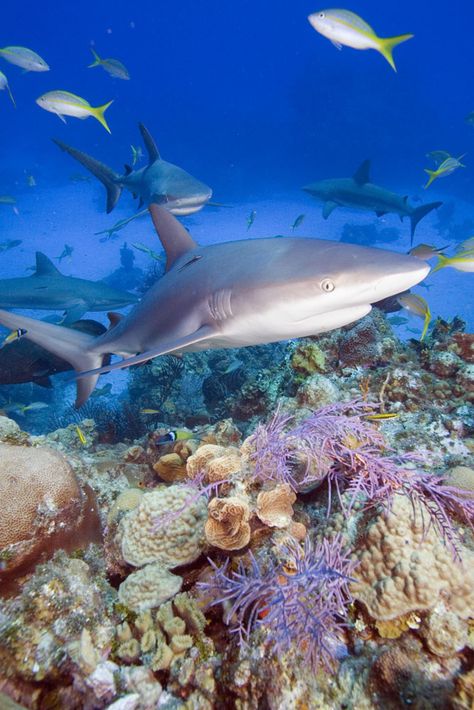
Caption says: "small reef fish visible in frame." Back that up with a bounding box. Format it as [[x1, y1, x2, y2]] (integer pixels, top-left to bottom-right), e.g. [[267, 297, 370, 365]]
[[247, 210, 256, 230], [465, 111, 474, 127], [0, 328, 27, 348], [426, 150, 451, 166], [409, 243, 447, 260], [131, 242, 163, 261], [0, 239, 21, 252], [36, 91, 113, 134], [75, 425, 87, 445], [130, 145, 143, 166], [7, 401, 50, 415], [387, 315, 408, 326], [431, 250, 474, 274], [397, 293, 431, 341], [424, 155, 466, 189], [0, 46, 49, 72], [90, 383, 112, 398], [365, 412, 399, 421], [223, 358, 243, 374], [55, 244, 74, 263], [291, 214, 305, 231], [0, 71, 15, 107], [88, 48, 130, 80], [0, 196, 16, 205], [96, 208, 148, 239], [307, 9, 413, 72], [26, 174, 36, 187], [141, 408, 161, 415], [153, 429, 194, 445], [456, 236, 474, 252]]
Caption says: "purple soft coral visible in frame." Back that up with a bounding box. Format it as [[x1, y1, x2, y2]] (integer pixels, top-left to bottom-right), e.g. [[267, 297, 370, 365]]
[[199, 535, 356, 670]]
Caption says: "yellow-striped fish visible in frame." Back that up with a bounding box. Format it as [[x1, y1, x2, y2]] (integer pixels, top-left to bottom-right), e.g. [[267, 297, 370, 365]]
[[36, 91, 113, 133], [366, 412, 399, 421], [0, 328, 27, 348], [431, 250, 474, 274], [397, 293, 431, 341], [75, 426, 87, 445]]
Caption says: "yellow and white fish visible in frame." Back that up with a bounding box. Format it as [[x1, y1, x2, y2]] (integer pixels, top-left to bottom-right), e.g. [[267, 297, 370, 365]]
[[397, 293, 431, 341], [456, 236, 474, 253], [424, 154, 466, 189], [88, 48, 130, 80], [36, 91, 113, 133], [409, 243, 447, 260], [431, 250, 474, 274], [308, 9, 413, 72], [0, 46, 49, 72], [0, 71, 15, 107]]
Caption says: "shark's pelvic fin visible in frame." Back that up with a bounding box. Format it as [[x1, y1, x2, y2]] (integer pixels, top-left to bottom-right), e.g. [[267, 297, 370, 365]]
[[149, 204, 198, 271], [138, 123, 161, 164], [353, 160, 371, 186], [0, 309, 106, 407], [77, 324, 216, 379], [53, 139, 122, 213], [34, 252, 61, 277], [409, 201, 443, 244], [322, 201, 338, 219]]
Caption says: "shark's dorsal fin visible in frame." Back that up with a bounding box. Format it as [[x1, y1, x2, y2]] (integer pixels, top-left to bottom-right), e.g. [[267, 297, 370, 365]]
[[353, 160, 371, 186], [138, 123, 161, 164], [34, 252, 61, 277], [149, 204, 198, 272]]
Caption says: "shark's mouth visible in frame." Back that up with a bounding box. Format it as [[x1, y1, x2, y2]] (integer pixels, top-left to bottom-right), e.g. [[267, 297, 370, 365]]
[[165, 191, 213, 216]]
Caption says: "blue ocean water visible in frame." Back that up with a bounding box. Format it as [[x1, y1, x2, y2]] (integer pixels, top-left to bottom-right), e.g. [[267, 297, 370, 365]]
[[0, 0, 472, 409]]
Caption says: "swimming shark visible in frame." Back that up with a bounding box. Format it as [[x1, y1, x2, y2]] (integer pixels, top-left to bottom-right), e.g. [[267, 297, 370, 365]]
[[54, 123, 213, 216], [303, 160, 442, 244], [0, 252, 138, 323], [0, 206, 429, 407]]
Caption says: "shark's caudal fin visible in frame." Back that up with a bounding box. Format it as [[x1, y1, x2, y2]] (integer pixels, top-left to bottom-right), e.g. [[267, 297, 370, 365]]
[[410, 201, 442, 244], [139, 123, 161, 163], [0, 309, 106, 407], [149, 204, 198, 271], [378, 34, 414, 72], [53, 139, 122, 213]]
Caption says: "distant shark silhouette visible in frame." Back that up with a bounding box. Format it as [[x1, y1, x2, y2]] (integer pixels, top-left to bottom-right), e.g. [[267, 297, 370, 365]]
[[54, 123, 212, 215], [0, 205, 429, 407], [303, 160, 442, 244], [0, 252, 138, 323]]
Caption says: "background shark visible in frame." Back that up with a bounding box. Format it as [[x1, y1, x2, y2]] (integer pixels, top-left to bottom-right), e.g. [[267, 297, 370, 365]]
[[0, 206, 429, 407], [0, 252, 138, 322], [54, 123, 213, 215], [303, 160, 442, 243]]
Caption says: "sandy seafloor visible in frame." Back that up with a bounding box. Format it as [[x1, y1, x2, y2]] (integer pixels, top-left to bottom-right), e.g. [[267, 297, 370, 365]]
[[0, 174, 472, 409]]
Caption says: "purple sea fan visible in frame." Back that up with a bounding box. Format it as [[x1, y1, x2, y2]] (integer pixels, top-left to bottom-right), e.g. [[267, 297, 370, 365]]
[[246, 405, 299, 488], [198, 535, 356, 670]]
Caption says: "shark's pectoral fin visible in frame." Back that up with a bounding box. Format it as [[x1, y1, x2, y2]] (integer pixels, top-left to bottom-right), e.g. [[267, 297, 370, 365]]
[[375, 211, 388, 217], [62, 302, 88, 324], [322, 201, 338, 219], [149, 204, 198, 271], [77, 324, 217, 379], [33, 375, 53, 388]]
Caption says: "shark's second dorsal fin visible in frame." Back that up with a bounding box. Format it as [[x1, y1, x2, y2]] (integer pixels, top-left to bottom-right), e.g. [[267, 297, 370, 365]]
[[138, 123, 161, 164], [34, 252, 61, 277], [353, 160, 371, 186], [149, 204, 198, 272]]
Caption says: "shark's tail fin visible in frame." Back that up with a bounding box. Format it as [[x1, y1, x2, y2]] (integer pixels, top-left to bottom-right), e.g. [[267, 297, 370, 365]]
[[378, 33, 414, 72], [53, 138, 122, 213], [0, 309, 106, 407], [410, 201, 442, 244]]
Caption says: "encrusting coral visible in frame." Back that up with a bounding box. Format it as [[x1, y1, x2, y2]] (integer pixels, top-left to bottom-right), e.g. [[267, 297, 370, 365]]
[[256, 484, 296, 528]]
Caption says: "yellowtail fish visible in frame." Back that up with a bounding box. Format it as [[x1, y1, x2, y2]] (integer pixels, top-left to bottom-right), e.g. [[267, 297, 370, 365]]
[[130, 144, 143, 166], [425, 150, 451, 166], [0, 46, 49, 72], [291, 214, 305, 230], [154, 429, 194, 445], [307, 9, 413, 72], [55, 244, 74, 262], [247, 210, 256, 230], [456, 236, 474, 252], [88, 48, 130, 80], [96, 208, 148, 239], [0, 71, 15, 107], [26, 174, 36, 187], [397, 293, 431, 341], [131, 242, 163, 261], [36, 91, 113, 134], [431, 250, 474, 274], [6, 401, 50, 415], [140, 408, 161, 415], [0, 195, 16, 205], [0, 328, 27, 348], [409, 243, 448, 260], [366, 412, 399, 421], [424, 154, 466, 189], [75, 425, 87, 445], [0, 239, 21, 252]]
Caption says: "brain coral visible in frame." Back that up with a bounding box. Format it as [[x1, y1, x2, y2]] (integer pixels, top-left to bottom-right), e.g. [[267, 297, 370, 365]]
[[119, 484, 207, 568], [0, 443, 99, 582], [351, 495, 474, 621]]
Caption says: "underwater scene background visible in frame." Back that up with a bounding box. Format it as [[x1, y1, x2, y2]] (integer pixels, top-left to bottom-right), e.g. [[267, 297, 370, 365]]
[[0, 1, 473, 709]]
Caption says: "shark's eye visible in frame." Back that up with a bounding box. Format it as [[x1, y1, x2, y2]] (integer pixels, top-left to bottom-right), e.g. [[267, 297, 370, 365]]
[[321, 278, 335, 292]]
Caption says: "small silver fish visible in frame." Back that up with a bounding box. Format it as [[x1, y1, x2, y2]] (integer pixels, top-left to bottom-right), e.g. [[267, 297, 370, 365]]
[[291, 214, 305, 231], [247, 210, 256, 230], [88, 48, 130, 80], [0, 46, 49, 72]]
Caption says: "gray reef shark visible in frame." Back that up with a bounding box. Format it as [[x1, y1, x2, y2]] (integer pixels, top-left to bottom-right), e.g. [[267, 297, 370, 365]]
[[0, 205, 429, 407], [54, 123, 212, 215], [303, 160, 442, 244], [0, 252, 138, 323]]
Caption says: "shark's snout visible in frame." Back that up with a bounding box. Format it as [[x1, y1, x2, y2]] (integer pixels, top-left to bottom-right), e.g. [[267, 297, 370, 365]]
[[371, 257, 430, 303]]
